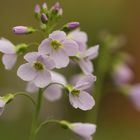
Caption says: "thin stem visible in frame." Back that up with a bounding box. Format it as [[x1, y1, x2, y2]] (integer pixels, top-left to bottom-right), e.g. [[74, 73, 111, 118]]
[[29, 88, 43, 140], [14, 92, 36, 106], [35, 120, 60, 134]]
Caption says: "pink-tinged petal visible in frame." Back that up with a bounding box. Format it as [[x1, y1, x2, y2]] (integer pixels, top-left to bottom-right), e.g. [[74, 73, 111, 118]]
[[52, 50, 69, 68], [75, 74, 96, 90], [113, 63, 133, 85], [71, 123, 96, 140], [42, 56, 55, 70], [69, 91, 95, 111], [0, 99, 6, 116], [34, 70, 51, 88], [49, 31, 66, 41], [44, 84, 62, 101], [17, 63, 37, 81], [0, 38, 15, 54], [68, 30, 88, 44], [38, 38, 52, 54], [62, 39, 79, 56], [51, 71, 67, 85], [86, 45, 99, 60], [79, 59, 93, 74], [26, 82, 38, 93], [129, 84, 140, 110], [24, 52, 39, 62], [2, 54, 17, 70]]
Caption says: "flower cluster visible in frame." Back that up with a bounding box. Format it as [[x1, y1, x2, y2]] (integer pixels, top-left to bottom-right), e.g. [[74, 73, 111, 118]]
[[0, 2, 98, 140]]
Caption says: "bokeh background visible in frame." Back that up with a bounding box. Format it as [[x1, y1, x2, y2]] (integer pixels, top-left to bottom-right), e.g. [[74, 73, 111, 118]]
[[0, 0, 140, 140]]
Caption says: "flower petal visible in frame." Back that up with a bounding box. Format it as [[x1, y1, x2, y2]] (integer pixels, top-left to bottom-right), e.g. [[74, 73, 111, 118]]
[[2, 54, 17, 70], [79, 59, 93, 74], [49, 31, 66, 41], [86, 45, 99, 60], [52, 50, 69, 68], [26, 82, 38, 93], [75, 74, 96, 90], [51, 71, 67, 85], [44, 84, 62, 101], [0, 99, 6, 116], [17, 63, 37, 81], [38, 38, 52, 54], [24, 52, 40, 62], [69, 91, 95, 111], [71, 123, 96, 139], [34, 70, 51, 88], [62, 39, 79, 56], [0, 38, 15, 54]]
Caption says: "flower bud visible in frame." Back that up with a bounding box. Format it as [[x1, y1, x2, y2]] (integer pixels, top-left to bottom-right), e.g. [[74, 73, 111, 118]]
[[34, 4, 41, 14], [62, 22, 80, 33], [67, 22, 80, 30], [42, 2, 48, 12], [41, 13, 48, 24], [0, 99, 6, 116], [51, 2, 63, 16], [12, 26, 36, 35]]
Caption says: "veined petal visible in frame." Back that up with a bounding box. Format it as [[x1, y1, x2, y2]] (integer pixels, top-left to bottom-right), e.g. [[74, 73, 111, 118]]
[[62, 39, 79, 56], [2, 54, 17, 70], [24, 52, 39, 62], [34, 70, 51, 88], [79, 59, 93, 74], [86, 45, 99, 60], [17, 63, 37, 81], [38, 38, 52, 54], [52, 50, 69, 68], [75, 74, 96, 90], [49, 31, 66, 41], [69, 91, 95, 111], [44, 84, 62, 101], [0, 38, 15, 54]]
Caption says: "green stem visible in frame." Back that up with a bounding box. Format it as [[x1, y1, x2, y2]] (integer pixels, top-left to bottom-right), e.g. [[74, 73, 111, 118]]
[[29, 88, 43, 140], [14, 92, 36, 106], [35, 120, 60, 134]]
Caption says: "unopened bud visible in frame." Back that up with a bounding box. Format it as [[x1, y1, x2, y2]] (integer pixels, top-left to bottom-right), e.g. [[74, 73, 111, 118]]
[[34, 4, 41, 14], [42, 2, 48, 12], [12, 26, 36, 35], [51, 2, 63, 16], [41, 13, 48, 24], [67, 22, 80, 30]]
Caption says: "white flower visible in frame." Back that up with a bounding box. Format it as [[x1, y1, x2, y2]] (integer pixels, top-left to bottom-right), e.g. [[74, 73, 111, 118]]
[[0, 98, 6, 116]]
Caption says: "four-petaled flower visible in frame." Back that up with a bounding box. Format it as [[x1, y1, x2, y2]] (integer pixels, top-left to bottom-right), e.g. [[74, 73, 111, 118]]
[[70, 123, 96, 140], [0, 38, 17, 70], [78, 45, 99, 74], [68, 74, 96, 110], [26, 71, 67, 102], [17, 52, 55, 88], [38, 31, 79, 68]]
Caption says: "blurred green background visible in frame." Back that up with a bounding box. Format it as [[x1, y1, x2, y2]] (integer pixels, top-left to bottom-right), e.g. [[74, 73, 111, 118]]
[[0, 0, 140, 140]]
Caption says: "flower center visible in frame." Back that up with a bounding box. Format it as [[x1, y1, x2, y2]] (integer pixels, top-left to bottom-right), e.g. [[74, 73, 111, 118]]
[[71, 89, 80, 96], [33, 61, 44, 71], [51, 40, 62, 50]]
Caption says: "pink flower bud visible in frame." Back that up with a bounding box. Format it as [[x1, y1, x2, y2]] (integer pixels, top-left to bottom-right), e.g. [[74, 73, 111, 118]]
[[67, 22, 80, 30], [34, 4, 40, 14], [41, 13, 48, 23]]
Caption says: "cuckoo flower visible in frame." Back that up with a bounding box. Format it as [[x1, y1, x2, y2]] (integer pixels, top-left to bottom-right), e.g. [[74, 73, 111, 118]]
[[0, 38, 17, 70], [70, 123, 96, 140], [17, 52, 55, 88], [128, 84, 140, 111], [112, 63, 133, 86], [26, 71, 67, 101], [38, 31, 79, 68], [78, 45, 99, 74], [68, 74, 96, 111], [68, 30, 88, 52]]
